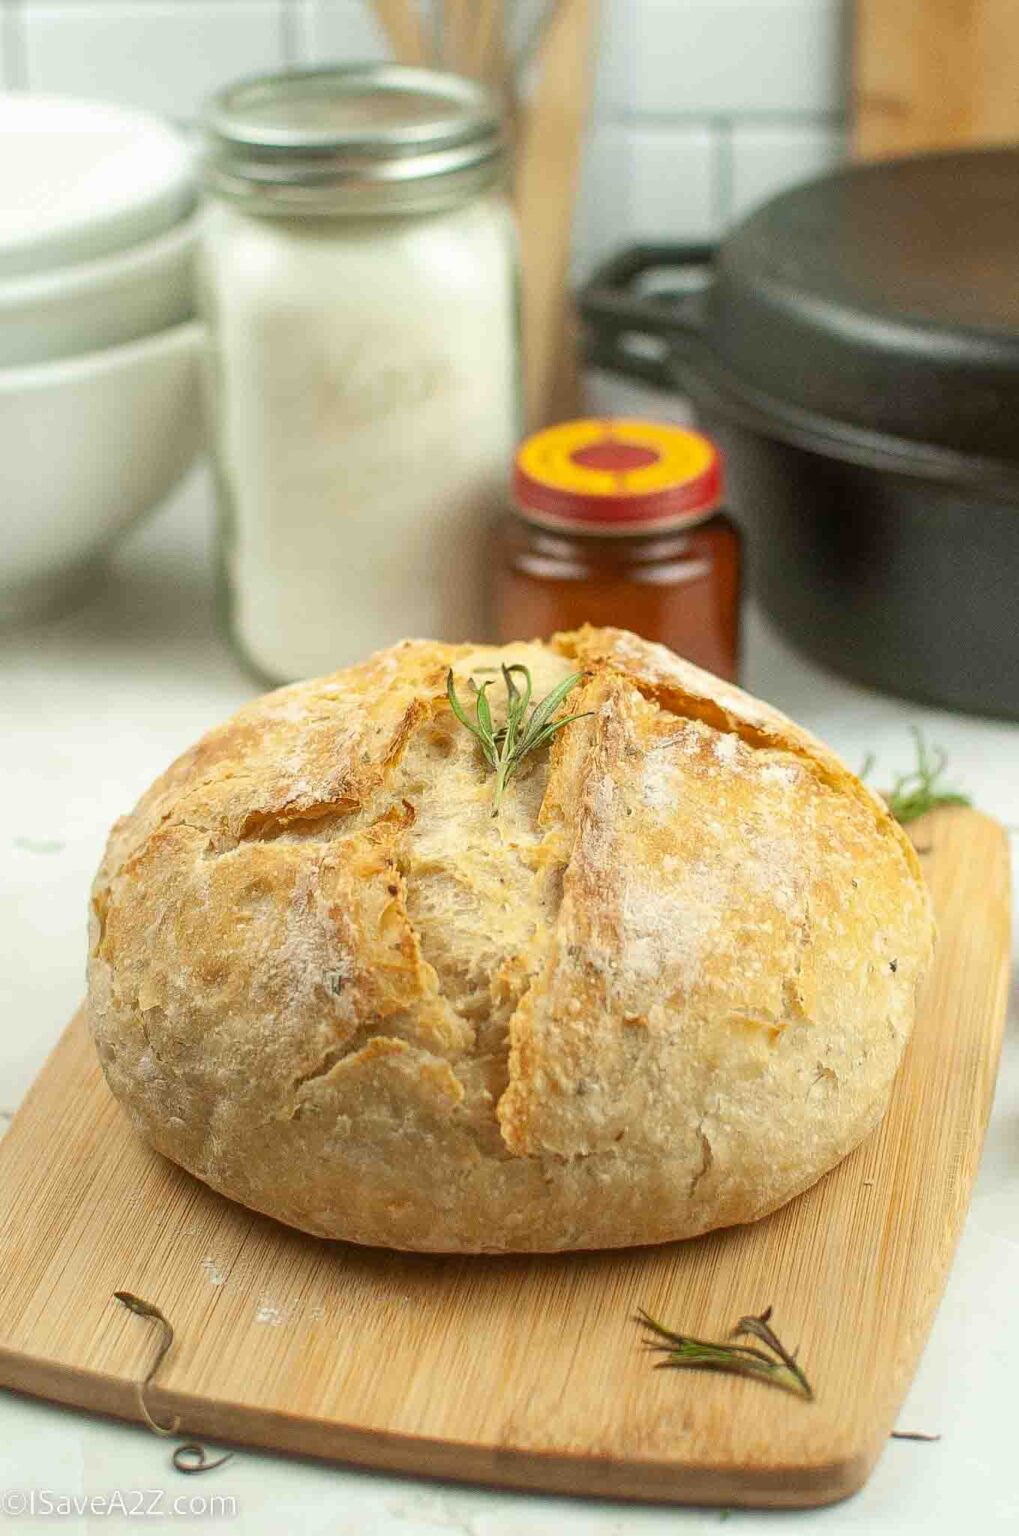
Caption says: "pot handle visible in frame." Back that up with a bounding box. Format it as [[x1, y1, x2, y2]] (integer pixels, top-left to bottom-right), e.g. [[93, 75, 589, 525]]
[[579, 243, 717, 389]]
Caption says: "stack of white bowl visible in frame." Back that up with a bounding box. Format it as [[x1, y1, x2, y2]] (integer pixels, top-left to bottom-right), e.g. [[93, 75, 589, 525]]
[[1, 95, 204, 622]]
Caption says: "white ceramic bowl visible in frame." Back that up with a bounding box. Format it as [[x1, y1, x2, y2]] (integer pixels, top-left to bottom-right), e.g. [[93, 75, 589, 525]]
[[0, 96, 195, 279], [0, 211, 199, 368], [1, 321, 205, 623]]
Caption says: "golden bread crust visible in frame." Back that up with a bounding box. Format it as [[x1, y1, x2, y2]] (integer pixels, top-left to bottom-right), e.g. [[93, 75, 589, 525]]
[[87, 627, 933, 1251]]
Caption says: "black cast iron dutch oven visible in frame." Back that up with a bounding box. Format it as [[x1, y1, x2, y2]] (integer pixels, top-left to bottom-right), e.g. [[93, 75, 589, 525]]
[[580, 147, 1019, 719]]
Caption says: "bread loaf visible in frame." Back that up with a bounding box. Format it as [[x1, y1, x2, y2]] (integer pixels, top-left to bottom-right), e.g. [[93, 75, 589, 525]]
[[87, 627, 933, 1252]]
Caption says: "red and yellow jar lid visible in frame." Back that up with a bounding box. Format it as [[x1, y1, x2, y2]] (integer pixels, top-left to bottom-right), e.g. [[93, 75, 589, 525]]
[[513, 418, 722, 534]]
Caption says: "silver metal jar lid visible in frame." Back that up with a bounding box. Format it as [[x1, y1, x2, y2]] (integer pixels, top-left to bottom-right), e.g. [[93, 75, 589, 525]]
[[202, 64, 505, 216]]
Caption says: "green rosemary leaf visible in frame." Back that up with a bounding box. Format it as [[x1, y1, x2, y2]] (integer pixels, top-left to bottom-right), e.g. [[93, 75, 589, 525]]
[[446, 670, 499, 769], [637, 1310, 774, 1365], [474, 678, 495, 743], [446, 669, 487, 744], [653, 1341, 810, 1397], [503, 662, 532, 713], [500, 664, 531, 761], [518, 670, 588, 752], [523, 710, 594, 756]]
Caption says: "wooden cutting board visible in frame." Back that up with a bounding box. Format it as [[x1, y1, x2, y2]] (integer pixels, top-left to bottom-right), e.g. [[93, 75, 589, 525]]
[[0, 807, 1009, 1508], [853, 0, 1019, 160]]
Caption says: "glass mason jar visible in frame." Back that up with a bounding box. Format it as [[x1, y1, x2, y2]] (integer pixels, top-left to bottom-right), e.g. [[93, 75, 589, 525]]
[[198, 66, 520, 683]]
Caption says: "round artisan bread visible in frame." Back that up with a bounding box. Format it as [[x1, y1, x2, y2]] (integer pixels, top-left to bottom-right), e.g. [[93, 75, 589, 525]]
[[87, 627, 934, 1252]]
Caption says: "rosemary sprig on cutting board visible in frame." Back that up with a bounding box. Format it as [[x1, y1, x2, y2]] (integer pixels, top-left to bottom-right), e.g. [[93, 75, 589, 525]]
[[862, 727, 971, 825], [637, 1305, 814, 1401]]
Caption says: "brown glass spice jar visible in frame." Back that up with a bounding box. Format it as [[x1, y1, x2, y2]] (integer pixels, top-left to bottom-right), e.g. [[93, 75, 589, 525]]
[[494, 418, 741, 680]]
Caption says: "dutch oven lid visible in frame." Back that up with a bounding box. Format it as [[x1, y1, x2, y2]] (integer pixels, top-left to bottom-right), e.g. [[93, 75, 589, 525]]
[[709, 148, 1019, 465]]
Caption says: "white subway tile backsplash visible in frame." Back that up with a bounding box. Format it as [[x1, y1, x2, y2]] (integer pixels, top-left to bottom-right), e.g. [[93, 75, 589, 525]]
[[573, 120, 628, 274], [1, 2, 26, 89], [8, 0, 850, 282], [574, 120, 718, 277], [727, 121, 844, 222], [22, 3, 286, 120], [628, 124, 719, 240], [294, 0, 386, 64], [597, 0, 848, 118]]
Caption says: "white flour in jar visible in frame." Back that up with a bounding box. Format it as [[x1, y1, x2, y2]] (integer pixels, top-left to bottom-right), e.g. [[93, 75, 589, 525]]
[[203, 193, 518, 681]]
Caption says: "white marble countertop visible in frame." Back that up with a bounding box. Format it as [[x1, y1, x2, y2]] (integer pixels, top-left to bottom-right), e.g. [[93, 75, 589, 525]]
[[1, 468, 1016, 1534]]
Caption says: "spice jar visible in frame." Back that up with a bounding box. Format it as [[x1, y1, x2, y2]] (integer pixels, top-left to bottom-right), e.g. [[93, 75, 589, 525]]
[[495, 419, 741, 679], [199, 65, 519, 683]]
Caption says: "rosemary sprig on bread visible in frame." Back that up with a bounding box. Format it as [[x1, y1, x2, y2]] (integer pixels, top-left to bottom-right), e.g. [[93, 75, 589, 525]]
[[446, 663, 590, 815]]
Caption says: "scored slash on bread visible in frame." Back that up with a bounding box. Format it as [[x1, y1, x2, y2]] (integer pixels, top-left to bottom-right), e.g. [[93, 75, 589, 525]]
[[87, 627, 933, 1253]]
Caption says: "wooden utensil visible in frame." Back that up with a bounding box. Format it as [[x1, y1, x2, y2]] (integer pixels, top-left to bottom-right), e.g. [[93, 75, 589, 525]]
[[853, 0, 1019, 160], [369, 0, 430, 66], [514, 0, 595, 425], [438, 0, 475, 72], [0, 806, 1007, 1507]]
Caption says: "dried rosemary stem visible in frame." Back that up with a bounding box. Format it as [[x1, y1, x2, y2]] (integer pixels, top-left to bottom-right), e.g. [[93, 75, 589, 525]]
[[636, 1305, 813, 1401]]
